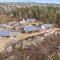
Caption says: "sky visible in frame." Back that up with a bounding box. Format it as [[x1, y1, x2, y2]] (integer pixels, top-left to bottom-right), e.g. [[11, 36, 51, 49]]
[[0, 0, 60, 4]]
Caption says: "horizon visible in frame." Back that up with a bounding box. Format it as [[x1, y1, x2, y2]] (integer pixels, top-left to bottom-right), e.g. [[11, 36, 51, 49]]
[[0, 0, 60, 4]]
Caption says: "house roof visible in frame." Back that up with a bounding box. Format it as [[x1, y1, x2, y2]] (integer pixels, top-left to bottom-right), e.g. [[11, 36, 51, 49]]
[[24, 26, 39, 32], [0, 23, 9, 26], [41, 24, 54, 28], [0, 30, 22, 37], [0, 30, 11, 37], [27, 18, 36, 22], [14, 23, 22, 27]]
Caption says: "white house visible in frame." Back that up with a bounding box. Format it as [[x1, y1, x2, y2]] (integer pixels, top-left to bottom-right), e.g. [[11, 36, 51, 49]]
[[20, 18, 26, 23], [20, 18, 36, 23], [41, 24, 54, 30]]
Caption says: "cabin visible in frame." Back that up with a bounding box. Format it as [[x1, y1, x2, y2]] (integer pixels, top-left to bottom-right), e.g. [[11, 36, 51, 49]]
[[24, 26, 39, 32], [41, 24, 54, 30]]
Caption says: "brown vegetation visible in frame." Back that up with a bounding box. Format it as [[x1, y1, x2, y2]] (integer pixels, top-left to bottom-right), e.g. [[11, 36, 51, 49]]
[[0, 34, 60, 60], [0, 15, 13, 23]]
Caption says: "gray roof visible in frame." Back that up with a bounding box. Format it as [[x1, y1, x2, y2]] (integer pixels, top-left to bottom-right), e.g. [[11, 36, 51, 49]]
[[0, 30, 11, 37], [41, 24, 54, 28], [14, 23, 22, 26], [27, 18, 36, 22], [0, 30, 21, 37], [24, 26, 39, 32]]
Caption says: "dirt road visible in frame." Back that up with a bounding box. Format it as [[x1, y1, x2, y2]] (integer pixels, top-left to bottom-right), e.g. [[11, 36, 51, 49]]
[[0, 28, 59, 52]]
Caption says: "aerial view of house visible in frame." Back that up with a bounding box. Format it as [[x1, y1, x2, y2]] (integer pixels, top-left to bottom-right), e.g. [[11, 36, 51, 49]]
[[0, 0, 60, 60]]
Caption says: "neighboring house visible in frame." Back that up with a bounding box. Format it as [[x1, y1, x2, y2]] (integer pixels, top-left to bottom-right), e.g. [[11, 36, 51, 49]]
[[0, 30, 11, 37], [15, 26, 23, 30], [14, 23, 21, 26], [20, 18, 36, 23], [41, 24, 54, 30], [0, 24, 6, 28], [5, 25, 14, 30], [24, 26, 39, 32], [11, 31, 21, 37], [0, 30, 21, 37], [14, 23, 24, 30], [0, 24, 14, 30], [14, 23, 24, 27], [20, 18, 26, 23], [9, 23, 16, 26], [26, 18, 36, 22]]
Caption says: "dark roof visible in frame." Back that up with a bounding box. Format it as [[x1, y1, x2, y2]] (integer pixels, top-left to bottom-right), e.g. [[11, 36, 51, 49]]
[[24, 26, 39, 32]]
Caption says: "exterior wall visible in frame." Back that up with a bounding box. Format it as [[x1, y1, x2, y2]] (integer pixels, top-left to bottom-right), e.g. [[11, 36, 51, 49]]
[[24, 28, 28, 32], [41, 26, 46, 29], [41, 24, 54, 30], [20, 19, 26, 23]]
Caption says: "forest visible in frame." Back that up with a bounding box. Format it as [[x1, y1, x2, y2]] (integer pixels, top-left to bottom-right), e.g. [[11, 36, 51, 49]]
[[0, 5, 60, 27], [11, 6, 60, 27]]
